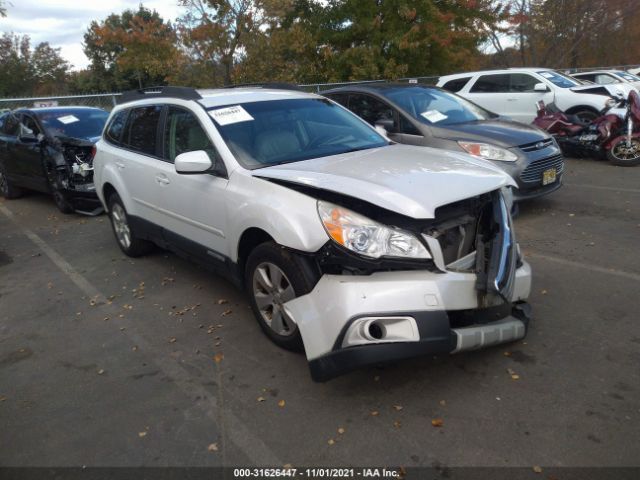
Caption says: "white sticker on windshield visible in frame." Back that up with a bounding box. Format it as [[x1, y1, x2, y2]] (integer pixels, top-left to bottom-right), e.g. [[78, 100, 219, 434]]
[[209, 105, 254, 126], [420, 110, 448, 123], [539, 72, 554, 79], [57, 115, 79, 124]]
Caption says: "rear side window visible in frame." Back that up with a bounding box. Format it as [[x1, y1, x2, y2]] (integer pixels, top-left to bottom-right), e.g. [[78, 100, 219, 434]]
[[125, 106, 163, 156], [470, 74, 511, 93], [163, 107, 218, 163], [105, 110, 129, 145], [348, 94, 395, 125], [441, 77, 471, 92], [326, 93, 349, 107]]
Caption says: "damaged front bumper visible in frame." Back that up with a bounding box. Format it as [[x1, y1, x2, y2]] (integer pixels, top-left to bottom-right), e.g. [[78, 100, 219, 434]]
[[283, 262, 532, 382], [60, 183, 104, 216]]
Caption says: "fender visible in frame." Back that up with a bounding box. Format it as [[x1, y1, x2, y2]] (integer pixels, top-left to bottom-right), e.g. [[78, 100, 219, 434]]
[[225, 171, 329, 262], [604, 131, 640, 150]]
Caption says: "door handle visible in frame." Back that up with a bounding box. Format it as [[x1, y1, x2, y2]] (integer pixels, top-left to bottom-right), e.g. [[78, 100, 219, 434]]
[[155, 174, 170, 185], [115, 162, 125, 169]]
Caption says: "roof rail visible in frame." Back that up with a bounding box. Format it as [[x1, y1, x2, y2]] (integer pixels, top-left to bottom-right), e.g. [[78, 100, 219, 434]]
[[222, 82, 303, 91], [117, 86, 202, 105]]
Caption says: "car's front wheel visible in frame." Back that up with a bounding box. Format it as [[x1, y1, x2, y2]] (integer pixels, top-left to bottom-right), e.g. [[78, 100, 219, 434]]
[[107, 193, 154, 257], [245, 242, 319, 352], [52, 188, 74, 214]]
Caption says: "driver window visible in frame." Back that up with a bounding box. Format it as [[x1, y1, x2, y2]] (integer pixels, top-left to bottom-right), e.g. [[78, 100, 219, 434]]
[[163, 107, 219, 164], [594, 74, 616, 85], [20, 115, 41, 137], [348, 94, 395, 126]]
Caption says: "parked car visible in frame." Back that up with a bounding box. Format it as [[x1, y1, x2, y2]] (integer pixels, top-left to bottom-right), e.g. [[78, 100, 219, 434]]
[[437, 68, 618, 123], [0, 106, 108, 214], [323, 84, 564, 201], [571, 70, 640, 91], [94, 86, 532, 381]]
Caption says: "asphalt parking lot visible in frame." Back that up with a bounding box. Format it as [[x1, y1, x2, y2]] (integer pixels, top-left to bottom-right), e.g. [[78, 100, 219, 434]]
[[1, 157, 639, 470]]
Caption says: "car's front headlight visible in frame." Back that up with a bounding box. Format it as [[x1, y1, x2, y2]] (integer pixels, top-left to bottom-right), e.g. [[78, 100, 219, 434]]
[[458, 142, 518, 162], [317, 201, 431, 259]]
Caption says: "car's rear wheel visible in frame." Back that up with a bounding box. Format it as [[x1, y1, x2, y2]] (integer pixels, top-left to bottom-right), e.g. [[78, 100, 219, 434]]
[[607, 137, 640, 166], [245, 242, 319, 352], [0, 164, 23, 199], [571, 108, 599, 124], [107, 193, 154, 257]]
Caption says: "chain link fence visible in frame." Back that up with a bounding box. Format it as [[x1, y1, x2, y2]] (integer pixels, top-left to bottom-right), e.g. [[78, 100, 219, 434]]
[[1, 66, 638, 109], [0, 93, 120, 112]]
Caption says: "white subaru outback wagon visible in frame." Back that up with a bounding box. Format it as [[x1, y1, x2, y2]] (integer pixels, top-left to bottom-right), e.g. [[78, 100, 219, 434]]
[[94, 85, 532, 381]]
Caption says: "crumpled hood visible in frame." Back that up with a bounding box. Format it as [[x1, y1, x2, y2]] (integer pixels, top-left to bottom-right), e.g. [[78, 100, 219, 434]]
[[431, 119, 549, 148], [254, 144, 515, 219]]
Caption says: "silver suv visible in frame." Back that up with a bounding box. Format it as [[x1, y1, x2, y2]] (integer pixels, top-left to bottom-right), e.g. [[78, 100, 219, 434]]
[[94, 86, 533, 381]]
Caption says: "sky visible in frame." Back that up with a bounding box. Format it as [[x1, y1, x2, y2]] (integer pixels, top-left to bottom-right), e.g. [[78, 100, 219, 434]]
[[0, 0, 184, 70]]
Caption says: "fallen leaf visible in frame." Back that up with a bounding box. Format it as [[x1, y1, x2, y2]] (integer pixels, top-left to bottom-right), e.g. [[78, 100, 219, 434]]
[[393, 420, 402, 428], [393, 405, 403, 411], [370, 410, 379, 417], [507, 368, 520, 380], [97, 369, 105, 375], [532, 466, 542, 473], [208, 443, 219, 452], [439, 400, 446, 406], [503, 351, 512, 357], [278, 400, 286, 408], [168, 337, 177, 344], [221, 309, 232, 316], [257, 396, 266, 402], [217, 299, 229, 305], [213, 353, 224, 363], [337, 427, 345, 435], [0, 395, 6, 402], [327, 438, 335, 446], [131, 346, 138, 352], [138, 431, 147, 438], [283, 464, 293, 469], [541, 289, 548, 295], [431, 418, 444, 427]]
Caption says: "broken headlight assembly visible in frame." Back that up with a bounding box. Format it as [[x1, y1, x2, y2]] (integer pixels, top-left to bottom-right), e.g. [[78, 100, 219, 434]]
[[317, 200, 431, 259]]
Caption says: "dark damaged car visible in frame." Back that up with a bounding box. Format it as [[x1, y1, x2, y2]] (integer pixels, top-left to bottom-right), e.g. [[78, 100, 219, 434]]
[[0, 107, 108, 214]]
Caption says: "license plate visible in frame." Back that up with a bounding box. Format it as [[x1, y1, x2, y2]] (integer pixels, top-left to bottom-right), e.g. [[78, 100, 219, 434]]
[[542, 168, 557, 185]]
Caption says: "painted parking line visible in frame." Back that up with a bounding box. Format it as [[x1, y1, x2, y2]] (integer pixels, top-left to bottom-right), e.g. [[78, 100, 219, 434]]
[[526, 251, 640, 282], [0, 204, 281, 466]]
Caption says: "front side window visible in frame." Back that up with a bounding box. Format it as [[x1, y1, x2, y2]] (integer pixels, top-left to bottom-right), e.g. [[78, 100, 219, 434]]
[[0, 113, 20, 137], [348, 94, 395, 125], [509, 74, 539, 92], [20, 115, 41, 137], [125, 106, 163, 156], [382, 86, 494, 126], [594, 74, 618, 85], [208, 98, 387, 169], [164, 107, 217, 163]]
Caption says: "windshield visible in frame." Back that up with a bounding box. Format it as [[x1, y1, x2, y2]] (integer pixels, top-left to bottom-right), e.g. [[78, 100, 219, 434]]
[[208, 98, 388, 169], [381, 86, 495, 125], [537, 70, 580, 88], [615, 71, 640, 82], [35, 109, 109, 140]]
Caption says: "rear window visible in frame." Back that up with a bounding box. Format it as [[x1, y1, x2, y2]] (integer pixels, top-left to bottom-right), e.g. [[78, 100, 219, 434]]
[[441, 77, 471, 92], [124, 106, 163, 156]]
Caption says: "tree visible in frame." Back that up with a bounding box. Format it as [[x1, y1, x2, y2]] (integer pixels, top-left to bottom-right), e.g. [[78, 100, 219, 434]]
[[31, 42, 70, 94], [83, 6, 179, 91]]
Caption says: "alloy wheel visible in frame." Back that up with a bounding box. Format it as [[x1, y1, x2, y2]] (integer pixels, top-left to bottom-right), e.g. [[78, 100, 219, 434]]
[[252, 262, 297, 336], [111, 203, 131, 249], [611, 138, 640, 162]]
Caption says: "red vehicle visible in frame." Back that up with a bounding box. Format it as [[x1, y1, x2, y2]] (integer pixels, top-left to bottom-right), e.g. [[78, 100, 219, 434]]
[[533, 90, 640, 166]]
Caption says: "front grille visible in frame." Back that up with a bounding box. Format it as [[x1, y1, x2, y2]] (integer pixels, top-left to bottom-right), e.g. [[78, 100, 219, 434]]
[[519, 138, 554, 152], [520, 154, 564, 183]]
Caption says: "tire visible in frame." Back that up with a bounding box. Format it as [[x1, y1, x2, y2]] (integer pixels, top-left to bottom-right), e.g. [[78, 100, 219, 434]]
[[52, 188, 74, 214], [606, 137, 640, 166], [571, 108, 598, 124], [107, 192, 154, 257], [245, 242, 319, 352], [0, 164, 23, 199]]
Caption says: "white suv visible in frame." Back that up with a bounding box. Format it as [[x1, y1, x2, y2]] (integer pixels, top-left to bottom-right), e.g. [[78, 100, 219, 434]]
[[94, 86, 532, 381], [438, 68, 616, 123]]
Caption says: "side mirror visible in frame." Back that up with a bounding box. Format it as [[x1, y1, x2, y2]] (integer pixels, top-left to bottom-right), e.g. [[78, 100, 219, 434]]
[[533, 83, 549, 92], [374, 118, 395, 132], [175, 150, 213, 174]]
